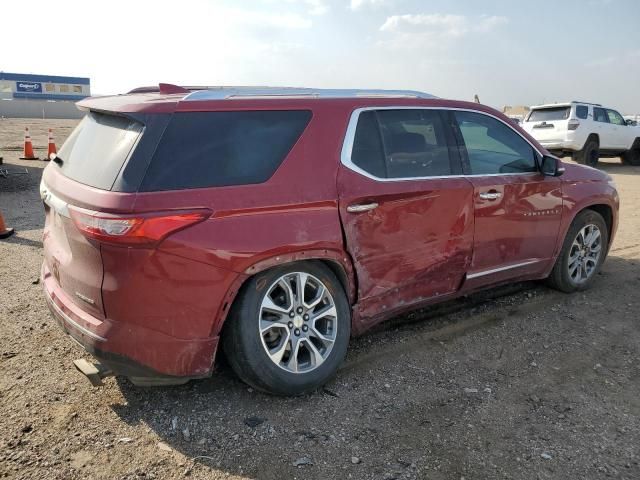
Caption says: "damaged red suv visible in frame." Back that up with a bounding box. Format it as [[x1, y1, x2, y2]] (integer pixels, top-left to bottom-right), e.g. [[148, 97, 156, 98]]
[[41, 85, 619, 395]]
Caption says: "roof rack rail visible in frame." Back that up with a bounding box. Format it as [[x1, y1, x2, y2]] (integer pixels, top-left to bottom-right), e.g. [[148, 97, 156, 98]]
[[182, 87, 436, 101], [571, 100, 602, 106]]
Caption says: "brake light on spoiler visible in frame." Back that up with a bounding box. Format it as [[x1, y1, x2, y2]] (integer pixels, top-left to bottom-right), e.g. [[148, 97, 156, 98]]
[[68, 206, 211, 247]]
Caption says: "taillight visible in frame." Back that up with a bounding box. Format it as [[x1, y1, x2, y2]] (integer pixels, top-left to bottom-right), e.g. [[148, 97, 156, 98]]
[[568, 120, 580, 131], [68, 206, 211, 247]]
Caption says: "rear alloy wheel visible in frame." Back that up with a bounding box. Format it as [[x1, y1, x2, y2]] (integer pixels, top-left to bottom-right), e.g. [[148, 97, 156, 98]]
[[259, 272, 338, 373], [223, 262, 350, 395], [575, 138, 599, 167], [547, 210, 608, 293]]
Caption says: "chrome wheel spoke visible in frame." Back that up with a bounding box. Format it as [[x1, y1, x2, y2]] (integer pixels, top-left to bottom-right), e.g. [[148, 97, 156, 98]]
[[261, 296, 290, 316], [305, 339, 325, 368], [310, 326, 335, 347], [311, 303, 337, 321], [277, 279, 294, 309], [260, 317, 289, 333], [585, 257, 597, 268], [295, 272, 308, 305], [569, 261, 579, 277], [304, 284, 325, 309], [286, 336, 302, 373], [267, 331, 291, 364]]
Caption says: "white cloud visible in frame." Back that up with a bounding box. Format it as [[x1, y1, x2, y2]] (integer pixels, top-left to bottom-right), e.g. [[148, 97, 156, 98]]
[[380, 13, 508, 37], [277, 0, 329, 15], [305, 0, 329, 15], [241, 9, 313, 29], [351, 0, 390, 11]]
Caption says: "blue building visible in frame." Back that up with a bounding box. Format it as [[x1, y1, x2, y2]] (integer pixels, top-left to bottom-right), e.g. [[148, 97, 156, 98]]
[[0, 72, 90, 119]]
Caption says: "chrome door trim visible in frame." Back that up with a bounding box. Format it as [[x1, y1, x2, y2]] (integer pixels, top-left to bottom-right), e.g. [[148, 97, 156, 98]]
[[340, 106, 545, 183], [466, 259, 542, 280]]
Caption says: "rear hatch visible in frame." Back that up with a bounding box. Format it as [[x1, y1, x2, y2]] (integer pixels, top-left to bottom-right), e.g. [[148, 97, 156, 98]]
[[522, 106, 572, 143], [41, 111, 144, 318]]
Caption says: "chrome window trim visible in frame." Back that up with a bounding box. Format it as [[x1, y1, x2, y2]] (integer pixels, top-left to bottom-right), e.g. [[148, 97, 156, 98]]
[[340, 106, 544, 183]]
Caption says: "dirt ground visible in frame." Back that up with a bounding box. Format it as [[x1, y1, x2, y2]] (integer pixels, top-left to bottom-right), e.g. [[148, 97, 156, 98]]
[[1, 118, 639, 480]]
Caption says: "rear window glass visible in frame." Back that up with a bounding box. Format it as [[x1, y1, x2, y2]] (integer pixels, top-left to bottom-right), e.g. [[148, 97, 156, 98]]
[[527, 107, 570, 122], [140, 110, 311, 191], [575, 105, 589, 119], [55, 112, 143, 190]]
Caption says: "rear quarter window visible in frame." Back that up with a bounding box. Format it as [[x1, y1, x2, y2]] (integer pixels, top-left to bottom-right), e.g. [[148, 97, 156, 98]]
[[575, 105, 589, 119], [140, 110, 311, 191]]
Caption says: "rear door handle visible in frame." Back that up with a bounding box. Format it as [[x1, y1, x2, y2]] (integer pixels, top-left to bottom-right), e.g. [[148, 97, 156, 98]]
[[347, 202, 379, 213], [479, 191, 502, 200]]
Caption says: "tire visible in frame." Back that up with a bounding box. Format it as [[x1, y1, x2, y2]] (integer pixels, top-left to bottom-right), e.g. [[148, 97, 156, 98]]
[[575, 137, 599, 167], [222, 261, 351, 396], [547, 210, 608, 293], [621, 141, 640, 166]]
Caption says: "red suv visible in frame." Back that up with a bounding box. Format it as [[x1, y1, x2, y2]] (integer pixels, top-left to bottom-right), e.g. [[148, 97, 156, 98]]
[[41, 85, 619, 395]]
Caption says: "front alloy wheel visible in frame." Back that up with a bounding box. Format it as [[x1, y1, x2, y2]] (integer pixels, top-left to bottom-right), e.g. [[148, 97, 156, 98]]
[[567, 224, 602, 285], [547, 209, 608, 293]]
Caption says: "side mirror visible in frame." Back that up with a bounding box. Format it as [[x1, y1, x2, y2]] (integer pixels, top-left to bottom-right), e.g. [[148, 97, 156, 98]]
[[541, 155, 565, 177], [625, 119, 635, 126]]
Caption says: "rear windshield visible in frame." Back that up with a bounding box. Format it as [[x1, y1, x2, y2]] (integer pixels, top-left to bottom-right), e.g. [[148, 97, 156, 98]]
[[526, 107, 571, 122], [140, 110, 311, 191], [55, 112, 143, 190]]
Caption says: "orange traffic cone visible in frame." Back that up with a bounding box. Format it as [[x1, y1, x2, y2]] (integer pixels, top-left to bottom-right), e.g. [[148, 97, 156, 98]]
[[46, 128, 57, 161], [0, 211, 14, 239], [19, 127, 39, 160]]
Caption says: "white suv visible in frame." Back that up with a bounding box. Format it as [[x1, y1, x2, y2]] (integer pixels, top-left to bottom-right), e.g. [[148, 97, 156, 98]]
[[522, 101, 640, 167]]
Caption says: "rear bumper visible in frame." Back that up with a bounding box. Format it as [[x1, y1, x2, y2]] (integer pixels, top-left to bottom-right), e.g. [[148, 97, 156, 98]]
[[42, 263, 219, 380], [536, 140, 582, 152]]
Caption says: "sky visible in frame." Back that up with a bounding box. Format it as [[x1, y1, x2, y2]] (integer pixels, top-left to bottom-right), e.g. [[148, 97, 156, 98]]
[[2, 0, 640, 112]]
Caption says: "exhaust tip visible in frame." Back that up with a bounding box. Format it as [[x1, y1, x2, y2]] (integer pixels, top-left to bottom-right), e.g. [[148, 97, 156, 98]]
[[73, 359, 113, 387]]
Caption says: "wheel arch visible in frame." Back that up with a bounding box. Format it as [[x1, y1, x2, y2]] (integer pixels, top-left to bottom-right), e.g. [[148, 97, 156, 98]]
[[583, 133, 600, 149], [584, 203, 613, 249], [557, 202, 614, 259], [212, 249, 357, 339]]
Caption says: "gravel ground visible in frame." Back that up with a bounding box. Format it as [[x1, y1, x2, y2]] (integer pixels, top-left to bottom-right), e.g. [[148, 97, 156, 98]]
[[1, 119, 640, 480]]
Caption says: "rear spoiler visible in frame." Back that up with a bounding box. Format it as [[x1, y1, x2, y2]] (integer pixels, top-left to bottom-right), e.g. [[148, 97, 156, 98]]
[[127, 83, 205, 95]]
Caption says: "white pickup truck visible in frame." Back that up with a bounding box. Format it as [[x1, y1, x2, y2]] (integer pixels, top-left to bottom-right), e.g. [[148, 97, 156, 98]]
[[522, 101, 640, 167]]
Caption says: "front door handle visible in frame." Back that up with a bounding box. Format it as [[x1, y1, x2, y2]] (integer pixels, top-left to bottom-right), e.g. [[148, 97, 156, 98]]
[[479, 191, 502, 200], [347, 202, 379, 213]]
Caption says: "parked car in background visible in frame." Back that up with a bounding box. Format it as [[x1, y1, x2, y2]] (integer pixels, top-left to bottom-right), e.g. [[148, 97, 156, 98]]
[[41, 85, 619, 395], [522, 101, 640, 166]]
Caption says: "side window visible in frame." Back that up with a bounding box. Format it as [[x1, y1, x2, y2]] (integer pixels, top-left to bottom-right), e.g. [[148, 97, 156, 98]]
[[575, 105, 589, 120], [594, 108, 609, 123], [454, 111, 537, 175], [606, 109, 625, 126], [351, 111, 387, 178], [349, 109, 453, 179], [140, 110, 311, 191], [377, 109, 453, 178]]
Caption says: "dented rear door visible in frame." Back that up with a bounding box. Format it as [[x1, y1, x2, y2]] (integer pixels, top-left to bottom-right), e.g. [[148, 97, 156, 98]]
[[337, 108, 474, 320]]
